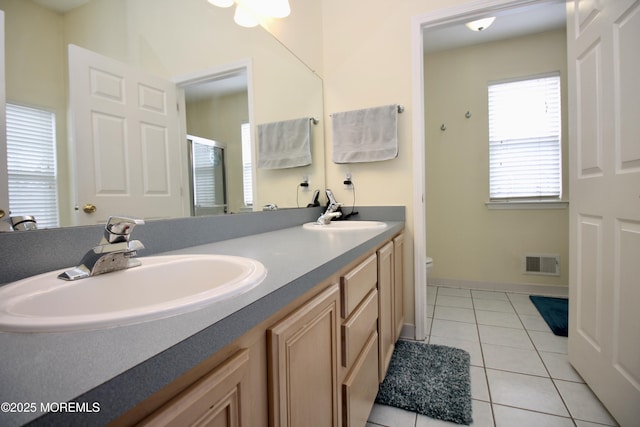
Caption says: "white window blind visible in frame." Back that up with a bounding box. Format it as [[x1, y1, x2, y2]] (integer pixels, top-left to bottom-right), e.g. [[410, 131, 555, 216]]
[[241, 122, 253, 206], [192, 141, 222, 207], [488, 74, 562, 200], [6, 103, 59, 228]]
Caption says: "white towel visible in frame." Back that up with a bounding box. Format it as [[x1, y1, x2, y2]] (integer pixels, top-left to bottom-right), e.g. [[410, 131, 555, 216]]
[[331, 104, 398, 164], [257, 118, 312, 169]]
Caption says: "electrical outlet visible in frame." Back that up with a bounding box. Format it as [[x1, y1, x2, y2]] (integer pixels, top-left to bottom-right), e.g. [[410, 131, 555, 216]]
[[300, 175, 309, 191], [343, 172, 353, 189]]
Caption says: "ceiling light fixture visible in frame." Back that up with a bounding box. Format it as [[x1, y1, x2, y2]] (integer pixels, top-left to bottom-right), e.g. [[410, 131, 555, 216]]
[[233, 2, 260, 28], [268, 0, 291, 18], [207, 0, 234, 7], [209, 0, 291, 28], [465, 17, 496, 32]]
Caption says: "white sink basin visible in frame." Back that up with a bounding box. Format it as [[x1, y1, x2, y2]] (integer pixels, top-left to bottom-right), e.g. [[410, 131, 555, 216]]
[[0, 254, 266, 333], [303, 220, 387, 231]]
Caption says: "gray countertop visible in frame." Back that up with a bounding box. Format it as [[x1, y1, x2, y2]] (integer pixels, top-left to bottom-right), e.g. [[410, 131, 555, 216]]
[[0, 219, 404, 426]]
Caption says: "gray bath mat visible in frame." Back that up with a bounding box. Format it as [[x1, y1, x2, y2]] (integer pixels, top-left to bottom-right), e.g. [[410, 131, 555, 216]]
[[376, 340, 473, 425]]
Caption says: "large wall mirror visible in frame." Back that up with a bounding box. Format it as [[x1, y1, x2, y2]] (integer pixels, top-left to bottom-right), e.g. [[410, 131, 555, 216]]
[[0, 0, 325, 228]]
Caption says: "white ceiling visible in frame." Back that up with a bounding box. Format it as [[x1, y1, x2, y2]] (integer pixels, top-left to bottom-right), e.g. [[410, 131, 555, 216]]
[[423, 1, 566, 53]]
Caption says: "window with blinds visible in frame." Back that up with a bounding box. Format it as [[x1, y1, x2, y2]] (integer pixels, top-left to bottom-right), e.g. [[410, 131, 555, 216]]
[[241, 122, 253, 207], [6, 103, 59, 228], [488, 74, 562, 200]]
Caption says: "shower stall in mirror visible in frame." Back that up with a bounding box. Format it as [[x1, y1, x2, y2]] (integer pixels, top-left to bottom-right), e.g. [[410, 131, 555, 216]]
[[188, 135, 227, 216]]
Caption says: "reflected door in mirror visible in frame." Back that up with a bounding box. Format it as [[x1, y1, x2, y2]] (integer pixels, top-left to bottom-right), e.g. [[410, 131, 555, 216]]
[[68, 45, 187, 225]]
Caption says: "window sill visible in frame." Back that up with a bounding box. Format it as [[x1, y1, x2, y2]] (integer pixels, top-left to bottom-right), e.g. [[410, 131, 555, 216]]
[[485, 200, 569, 210]]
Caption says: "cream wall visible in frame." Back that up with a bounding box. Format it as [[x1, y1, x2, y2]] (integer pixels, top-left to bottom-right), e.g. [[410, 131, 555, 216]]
[[319, 0, 470, 330], [261, 0, 324, 76], [425, 29, 569, 290]]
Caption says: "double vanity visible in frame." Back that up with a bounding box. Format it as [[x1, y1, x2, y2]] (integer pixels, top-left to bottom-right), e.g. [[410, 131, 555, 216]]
[[0, 206, 405, 426]]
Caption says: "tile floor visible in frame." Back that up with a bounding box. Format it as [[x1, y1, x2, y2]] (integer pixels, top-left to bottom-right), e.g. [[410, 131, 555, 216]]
[[367, 286, 618, 427]]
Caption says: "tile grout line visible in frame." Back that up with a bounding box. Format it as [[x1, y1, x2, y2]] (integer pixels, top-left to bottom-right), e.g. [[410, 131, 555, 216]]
[[373, 286, 617, 427], [507, 292, 577, 425], [491, 402, 576, 424], [469, 289, 497, 427], [427, 285, 437, 341], [474, 289, 577, 425]]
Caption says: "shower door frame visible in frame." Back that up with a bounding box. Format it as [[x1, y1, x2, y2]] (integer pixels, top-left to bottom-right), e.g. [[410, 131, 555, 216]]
[[187, 135, 228, 216]]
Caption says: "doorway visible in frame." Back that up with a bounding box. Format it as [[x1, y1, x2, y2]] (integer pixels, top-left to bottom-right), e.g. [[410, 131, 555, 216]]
[[175, 61, 254, 215], [412, 0, 563, 339], [411, 0, 566, 341]]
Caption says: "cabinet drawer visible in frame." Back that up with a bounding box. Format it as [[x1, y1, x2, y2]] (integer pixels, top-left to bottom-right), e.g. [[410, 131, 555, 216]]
[[341, 289, 378, 368], [342, 331, 379, 427], [340, 253, 377, 319]]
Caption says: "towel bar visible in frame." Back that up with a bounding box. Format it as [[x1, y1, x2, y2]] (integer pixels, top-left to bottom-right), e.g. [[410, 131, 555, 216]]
[[330, 104, 404, 117]]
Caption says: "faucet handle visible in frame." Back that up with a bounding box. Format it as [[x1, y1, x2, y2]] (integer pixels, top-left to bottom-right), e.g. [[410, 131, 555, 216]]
[[103, 216, 144, 243], [325, 189, 338, 206]]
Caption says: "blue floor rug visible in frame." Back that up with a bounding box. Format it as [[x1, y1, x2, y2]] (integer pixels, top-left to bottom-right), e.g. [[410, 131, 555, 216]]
[[530, 296, 569, 337], [376, 340, 472, 425]]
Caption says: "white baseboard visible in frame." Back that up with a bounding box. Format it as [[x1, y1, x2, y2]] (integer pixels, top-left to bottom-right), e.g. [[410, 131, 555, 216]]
[[429, 277, 569, 297], [400, 323, 415, 340]]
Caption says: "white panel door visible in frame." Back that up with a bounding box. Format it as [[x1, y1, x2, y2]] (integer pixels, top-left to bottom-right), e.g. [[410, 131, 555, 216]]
[[568, 1, 640, 425], [68, 45, 185, 225], [0, 11, 8, 222]]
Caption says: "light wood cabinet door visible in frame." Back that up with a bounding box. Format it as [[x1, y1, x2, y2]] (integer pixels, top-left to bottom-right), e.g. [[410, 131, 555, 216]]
[[268, 284, 341, 427], [377, 241, 394, 383], [393, 233, 405, 341], [139, 349, 250, 427]]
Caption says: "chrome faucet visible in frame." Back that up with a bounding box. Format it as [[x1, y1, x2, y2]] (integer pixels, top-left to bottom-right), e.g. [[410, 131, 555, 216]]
[[316, 189, 343, 225], [58, 216, 145, 281]]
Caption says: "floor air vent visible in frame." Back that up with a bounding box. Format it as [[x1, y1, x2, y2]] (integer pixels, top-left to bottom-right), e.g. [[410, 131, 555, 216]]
[[523, 254, 560, 276]]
